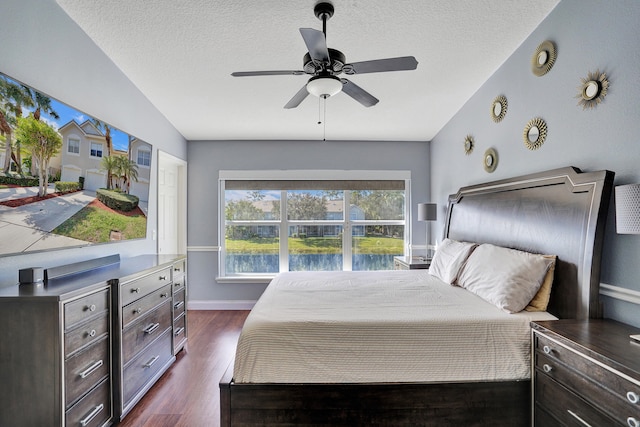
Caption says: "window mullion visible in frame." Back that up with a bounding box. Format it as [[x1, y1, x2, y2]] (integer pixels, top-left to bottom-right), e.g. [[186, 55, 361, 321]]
[[280, 190, 288, 272], [343, 191, 352, 271]]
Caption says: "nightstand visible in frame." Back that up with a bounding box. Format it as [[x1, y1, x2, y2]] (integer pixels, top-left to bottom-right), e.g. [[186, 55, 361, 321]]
[[531, 319, 640, 427], [393, 256, 431, 270]]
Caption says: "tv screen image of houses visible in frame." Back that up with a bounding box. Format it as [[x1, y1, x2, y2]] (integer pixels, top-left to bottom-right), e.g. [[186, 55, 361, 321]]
[[0, 71, 152, 256]]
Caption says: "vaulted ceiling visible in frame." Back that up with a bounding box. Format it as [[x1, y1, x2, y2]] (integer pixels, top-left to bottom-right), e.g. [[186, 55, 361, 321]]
[[55, 0, 560, 142]]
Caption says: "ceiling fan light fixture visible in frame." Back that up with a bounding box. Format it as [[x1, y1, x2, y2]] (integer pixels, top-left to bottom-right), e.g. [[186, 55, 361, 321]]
[[306, 76, 342, 97]]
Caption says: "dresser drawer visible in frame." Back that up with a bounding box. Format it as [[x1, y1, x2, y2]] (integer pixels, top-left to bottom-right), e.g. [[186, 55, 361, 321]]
[[122, 300, 172, 365], [173, 288, 185, 319], [534, 371, 618, 426], [65, 336, 110, 408], [173, 313, 187, 354], [65, 289, 110, 330], [123, 328, 173, 405], [120, 267, 171, 307], [122, 284, 172, 328], [66, 378, 111, 427], [172, 274, 185, 293], [65, 313, 109, 357], [172, 259, 186, 279], [535, 333, 640, 423]]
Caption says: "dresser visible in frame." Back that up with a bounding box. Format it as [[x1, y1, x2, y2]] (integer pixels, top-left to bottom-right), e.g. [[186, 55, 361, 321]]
[[531, 319, 640, 426], [0, 254, 187, 427]]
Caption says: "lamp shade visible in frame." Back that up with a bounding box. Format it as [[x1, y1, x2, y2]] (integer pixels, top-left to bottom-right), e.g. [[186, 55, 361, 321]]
[[615, 184, 640, 234], [417, 203, 437, 221], [306, 76, 342, 97]]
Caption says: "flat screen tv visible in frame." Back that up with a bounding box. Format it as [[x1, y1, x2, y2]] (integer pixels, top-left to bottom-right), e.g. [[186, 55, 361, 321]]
[[0, 71, 152, 257]]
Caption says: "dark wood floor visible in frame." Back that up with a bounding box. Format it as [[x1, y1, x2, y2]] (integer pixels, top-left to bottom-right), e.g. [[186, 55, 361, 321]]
[[118, 310, 250, 427]]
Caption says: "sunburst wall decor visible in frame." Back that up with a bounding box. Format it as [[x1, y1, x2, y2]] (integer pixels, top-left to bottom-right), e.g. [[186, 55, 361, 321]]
[[523, 117, 547, 150], [576, 70, 609, 109], [464, 135, 474, 155], [490, 95, 508, 123], [531, 40, 557, 77], [483, 148, 498, 173]]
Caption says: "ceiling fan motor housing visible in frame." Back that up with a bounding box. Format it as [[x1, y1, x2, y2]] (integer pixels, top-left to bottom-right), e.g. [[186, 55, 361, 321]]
[[303, 48, 345, 74]]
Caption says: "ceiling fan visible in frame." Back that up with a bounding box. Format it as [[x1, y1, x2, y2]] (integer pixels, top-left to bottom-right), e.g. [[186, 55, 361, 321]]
[[231, 2, 419, 109]]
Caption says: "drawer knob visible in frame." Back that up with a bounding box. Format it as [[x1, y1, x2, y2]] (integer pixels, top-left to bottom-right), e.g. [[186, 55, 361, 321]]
[[542, 364, 553, 373], [628, 391, 640, 404], [161, 292, 169, 298], [159, 275, 167, 281], [80, 403, 104, 427], [88, 329, 96, 338], [86, 304, 96, 312], [134, 307, 142, 314], [543, 345, 552, 355], [628, 417, 640, 427], [132, 287, 140, 293]]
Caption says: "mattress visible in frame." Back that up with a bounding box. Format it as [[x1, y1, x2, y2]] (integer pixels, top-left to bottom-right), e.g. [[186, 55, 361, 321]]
[[233, 270, 556, 384]]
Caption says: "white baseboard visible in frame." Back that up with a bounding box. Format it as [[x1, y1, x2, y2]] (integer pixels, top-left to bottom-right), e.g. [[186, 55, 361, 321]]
[[188, 300, 256, 310], [600, 283, 640, 305]]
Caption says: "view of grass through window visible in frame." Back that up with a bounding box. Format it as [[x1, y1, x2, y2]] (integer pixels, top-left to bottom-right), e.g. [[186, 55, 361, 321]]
[[223, 185, 405, 275]]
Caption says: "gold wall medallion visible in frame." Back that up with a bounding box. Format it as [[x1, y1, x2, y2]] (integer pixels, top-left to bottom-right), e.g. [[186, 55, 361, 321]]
[[483, 148, 498, 173], [464, 134, 474, 155], [523, 117, 547, 150], [531, 40, 557, 77], [490, 95, 508, 123], [577, 70, 609, 109]]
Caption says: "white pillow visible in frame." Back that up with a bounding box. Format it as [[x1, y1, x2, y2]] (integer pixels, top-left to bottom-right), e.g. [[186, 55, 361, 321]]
[[457, 243, 555, 313], [428, 238, 478, 284]]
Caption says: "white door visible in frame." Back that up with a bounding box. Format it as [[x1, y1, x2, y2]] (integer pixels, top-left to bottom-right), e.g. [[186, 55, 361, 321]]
[[158, 151, 186, 254]]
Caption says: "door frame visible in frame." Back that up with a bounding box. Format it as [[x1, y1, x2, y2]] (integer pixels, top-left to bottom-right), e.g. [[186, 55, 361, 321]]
[[157, 150, 187, 254]]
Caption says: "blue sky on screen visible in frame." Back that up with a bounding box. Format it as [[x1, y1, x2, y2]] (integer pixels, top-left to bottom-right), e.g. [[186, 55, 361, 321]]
[[2, 73, 129, 151]]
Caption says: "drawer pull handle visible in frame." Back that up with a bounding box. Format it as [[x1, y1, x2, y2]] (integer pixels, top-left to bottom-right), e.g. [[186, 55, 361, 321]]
[[542, 364, 553, 373], [144, 355, 160, 368], [134, 307, 142, 314], [175, 281, 182, 287], [628, 391, 640, 404], [79, 403, 104, 427], [79, 360, 103, 379], [160, 292, 169, 298], [628, 417, 640, 427], [86, 304, 96, 312], [159, 275, 167, 281], [144, 323, 160, 335], [87, 329, 96, 338], [567, 409, 593, 427], [543, 345, 552, 355], [132, 287, 140, 293], [175, 327, 185, 336], [174, 301, 185, 310]]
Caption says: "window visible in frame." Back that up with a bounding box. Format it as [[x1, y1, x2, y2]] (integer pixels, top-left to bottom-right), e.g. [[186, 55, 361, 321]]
[[220, 170, 409, 278], [67, 138, 80, 154], [137, 148, 151, 167], [90, 142, 103, 158]]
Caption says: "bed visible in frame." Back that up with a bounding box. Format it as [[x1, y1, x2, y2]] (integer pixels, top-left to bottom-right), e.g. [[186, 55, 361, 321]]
[[220, 166, 614, 426]]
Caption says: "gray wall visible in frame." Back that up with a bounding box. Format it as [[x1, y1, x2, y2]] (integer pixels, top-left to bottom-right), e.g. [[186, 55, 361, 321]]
[[187, 140, 429, 305], [0, 0, 187, 286], [431, 0, 640, 327]]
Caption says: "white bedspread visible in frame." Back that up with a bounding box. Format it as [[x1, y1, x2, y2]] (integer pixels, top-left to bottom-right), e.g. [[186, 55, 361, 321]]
[[233, 270, 556, 383]]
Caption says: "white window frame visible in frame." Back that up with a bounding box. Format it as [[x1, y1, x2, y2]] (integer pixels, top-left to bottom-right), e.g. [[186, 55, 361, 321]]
[[67, 137, 80, 155], [90, 142, 103, 158], [218, 170, 411, 282], [136, 148, 151, 168]]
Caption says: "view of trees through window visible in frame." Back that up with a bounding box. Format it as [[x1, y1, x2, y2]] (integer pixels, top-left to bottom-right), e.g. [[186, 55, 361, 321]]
[[223, 185, 405, 275]]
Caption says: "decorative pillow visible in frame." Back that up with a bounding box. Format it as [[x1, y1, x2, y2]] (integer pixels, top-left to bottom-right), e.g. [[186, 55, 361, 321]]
[[456, 243, 556, 313], [525, 255, 557, 312], [428, 238, 478, 284]]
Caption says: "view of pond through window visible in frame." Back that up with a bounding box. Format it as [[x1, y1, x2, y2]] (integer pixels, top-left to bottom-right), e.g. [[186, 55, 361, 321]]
[[223, 185, 405, 275]]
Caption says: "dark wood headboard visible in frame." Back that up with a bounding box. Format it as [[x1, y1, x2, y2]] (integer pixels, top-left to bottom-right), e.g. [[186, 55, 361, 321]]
[[444, 166, 614, 320]]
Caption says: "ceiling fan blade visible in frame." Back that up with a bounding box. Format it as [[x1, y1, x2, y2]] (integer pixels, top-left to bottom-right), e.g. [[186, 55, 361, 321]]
[[284, 85, 310, 109], [299, 28, 330, 64], [231, 70, 305, 77], [340, 79, 379, 107], [342, 56, 418, 75]]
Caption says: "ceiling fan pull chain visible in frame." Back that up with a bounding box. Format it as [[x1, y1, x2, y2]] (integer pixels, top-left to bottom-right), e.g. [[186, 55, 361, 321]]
[[323, 95, 327, 141]]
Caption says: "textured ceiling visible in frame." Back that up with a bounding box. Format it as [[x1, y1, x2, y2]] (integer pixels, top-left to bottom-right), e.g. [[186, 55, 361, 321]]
[[55, 0, 560, 142]]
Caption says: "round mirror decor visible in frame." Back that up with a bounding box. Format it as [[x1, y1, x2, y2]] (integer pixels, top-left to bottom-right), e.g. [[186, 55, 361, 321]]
[[490, 95, 508, 123], [523, 117, 547, 150], [531, 40, 557, 76], [464, 134, 474, 155], [483, 148, 498, 173], [577, 70, 609, 109]]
